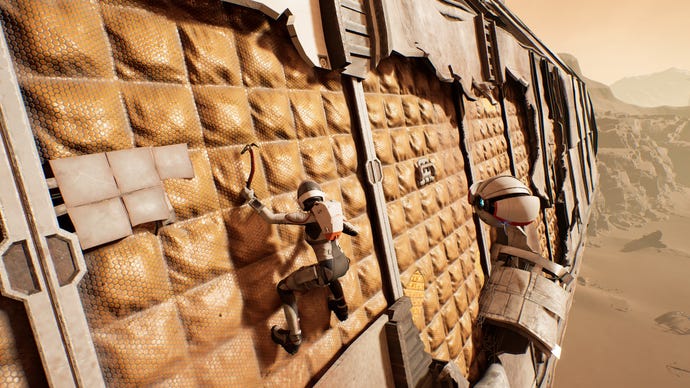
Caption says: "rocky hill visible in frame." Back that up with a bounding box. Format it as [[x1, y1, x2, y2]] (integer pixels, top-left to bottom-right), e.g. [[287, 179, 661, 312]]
[[558, 54, 688, 235], [611, 68, 690, 108]]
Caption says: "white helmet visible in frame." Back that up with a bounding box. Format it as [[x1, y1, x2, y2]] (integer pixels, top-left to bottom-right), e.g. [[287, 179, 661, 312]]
[[297, 181, 326, 210], [468, 175, 540, 227]]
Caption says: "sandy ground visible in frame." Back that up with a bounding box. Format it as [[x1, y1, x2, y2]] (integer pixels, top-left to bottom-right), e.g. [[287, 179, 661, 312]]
[[554, 189, 690, 388]]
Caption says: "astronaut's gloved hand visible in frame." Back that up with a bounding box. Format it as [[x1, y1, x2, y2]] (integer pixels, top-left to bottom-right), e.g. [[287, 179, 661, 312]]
[[343, 222, 359, 237], [241, 187, 264, 211], [241, 187, 255, 201]]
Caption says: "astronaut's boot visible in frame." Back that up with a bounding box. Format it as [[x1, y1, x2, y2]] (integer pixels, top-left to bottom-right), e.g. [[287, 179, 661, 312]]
[[271, 326, 302, 355], [328, 297, 348, 321]]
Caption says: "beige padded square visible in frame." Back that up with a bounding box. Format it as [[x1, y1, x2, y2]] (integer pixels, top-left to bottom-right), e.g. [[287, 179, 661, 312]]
[[427, 315, 447, 350], [423, 287, 440, 323], [447, 326, 463, 359], [50, 153, 120, 208], [224, 207, 282, 269], [402, 192, 424, 226], [122, 185, 171, 226], [207, 146, 270, 209], [394, 234, 414, 272], [69, 198, 132, 250], [386, 200, 406, 237], [363, 292, 387, 319], [350, 216, 373, 261], [396, 160, 416, 195], [409, 127, 427, 157], [356, 256, 382, 298], [390, 128, 414, 162], [107, 147, 160, 193], [372, 129, 394, 164], [340, 175, 366, 219], [432, 342, 450, 361], [376, 60, 400, 94], [381, 165, 401, 201], [424, 127, 440, 153], [153, 144, 195, 180]]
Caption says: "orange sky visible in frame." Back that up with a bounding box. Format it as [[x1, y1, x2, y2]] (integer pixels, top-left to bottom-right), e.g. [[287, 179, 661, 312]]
[[507, 0, 690, 84]]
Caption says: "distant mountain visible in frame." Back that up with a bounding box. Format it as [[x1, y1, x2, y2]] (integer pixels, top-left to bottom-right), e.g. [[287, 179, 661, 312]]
[[610, 68, 690, 108], [558, 53, 690, 117]]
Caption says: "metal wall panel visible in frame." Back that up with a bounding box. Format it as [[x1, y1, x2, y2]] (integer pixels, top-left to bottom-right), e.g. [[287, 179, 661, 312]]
[[363, 55, 486, 379]]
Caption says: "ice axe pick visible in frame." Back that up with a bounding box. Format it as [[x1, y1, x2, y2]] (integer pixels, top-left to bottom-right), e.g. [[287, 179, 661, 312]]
[[241, 143, 259, 188]]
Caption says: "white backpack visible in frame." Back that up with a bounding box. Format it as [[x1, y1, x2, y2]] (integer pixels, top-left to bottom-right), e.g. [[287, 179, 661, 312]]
[[312, 201, 344, 241]]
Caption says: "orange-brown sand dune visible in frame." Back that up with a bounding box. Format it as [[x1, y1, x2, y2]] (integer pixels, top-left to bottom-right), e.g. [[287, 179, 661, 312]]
[[555, 190, 690, 387]]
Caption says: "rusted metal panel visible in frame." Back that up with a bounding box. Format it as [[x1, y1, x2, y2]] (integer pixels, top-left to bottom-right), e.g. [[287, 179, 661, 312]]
[[373, 0, 482, 95]]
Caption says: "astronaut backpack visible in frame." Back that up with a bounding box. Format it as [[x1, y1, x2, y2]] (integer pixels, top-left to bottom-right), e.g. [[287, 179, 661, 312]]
[[312, 201, 344, 240]]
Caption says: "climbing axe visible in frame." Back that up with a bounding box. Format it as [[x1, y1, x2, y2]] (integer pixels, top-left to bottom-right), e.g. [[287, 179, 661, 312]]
[[241, 143, 259, 188]]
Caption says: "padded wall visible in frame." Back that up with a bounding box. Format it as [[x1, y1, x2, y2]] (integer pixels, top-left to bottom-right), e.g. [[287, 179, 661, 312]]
[[363, 56, 486, 379], [0, 1, 385, 386]]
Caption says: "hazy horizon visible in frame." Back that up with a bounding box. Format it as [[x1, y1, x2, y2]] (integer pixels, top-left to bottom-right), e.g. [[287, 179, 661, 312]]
[[507, 0, 690, 85]]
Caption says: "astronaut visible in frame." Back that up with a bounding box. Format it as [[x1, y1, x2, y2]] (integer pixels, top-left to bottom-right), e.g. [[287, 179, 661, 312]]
[[468, 174, 541, 250], [241, 181, 359, 355]]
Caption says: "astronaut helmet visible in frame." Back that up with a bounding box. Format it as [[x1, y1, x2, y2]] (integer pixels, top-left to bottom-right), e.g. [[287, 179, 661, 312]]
[[297, 180, 326, 211], [468, 175, 540, 227]]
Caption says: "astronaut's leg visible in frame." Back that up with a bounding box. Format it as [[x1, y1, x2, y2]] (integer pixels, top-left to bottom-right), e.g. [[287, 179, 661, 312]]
[[322, 254, 350, 321], [271, 264, 321, 354], [327, 279, 348, 321]]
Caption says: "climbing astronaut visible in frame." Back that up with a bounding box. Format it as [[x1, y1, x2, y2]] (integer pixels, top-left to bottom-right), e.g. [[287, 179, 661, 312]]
[[241, 181, 359, 354], [468, 174, 542, 251]]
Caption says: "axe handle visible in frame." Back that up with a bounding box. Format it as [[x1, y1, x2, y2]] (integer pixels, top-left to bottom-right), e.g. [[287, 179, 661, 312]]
[[246, 148, 255, 188]]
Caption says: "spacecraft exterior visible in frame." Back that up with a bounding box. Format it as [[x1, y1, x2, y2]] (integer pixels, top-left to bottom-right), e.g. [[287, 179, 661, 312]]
[[0, 0, 597, 387]]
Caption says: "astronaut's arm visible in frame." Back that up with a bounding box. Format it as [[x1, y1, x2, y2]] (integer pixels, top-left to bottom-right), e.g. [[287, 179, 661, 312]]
[[241, 188, 312, 225], [343, 220, 359, 236], [240, 187, 288, 224]]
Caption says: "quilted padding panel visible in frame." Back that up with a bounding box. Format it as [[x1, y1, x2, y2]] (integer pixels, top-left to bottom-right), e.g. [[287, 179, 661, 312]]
[[0, 1, 384, 386], [364, 56, 485, 378]]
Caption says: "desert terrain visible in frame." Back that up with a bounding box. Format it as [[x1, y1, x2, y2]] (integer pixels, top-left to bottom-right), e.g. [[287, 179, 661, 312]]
[[555, 189, 690, 387], [554, 56, 690, 387]]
